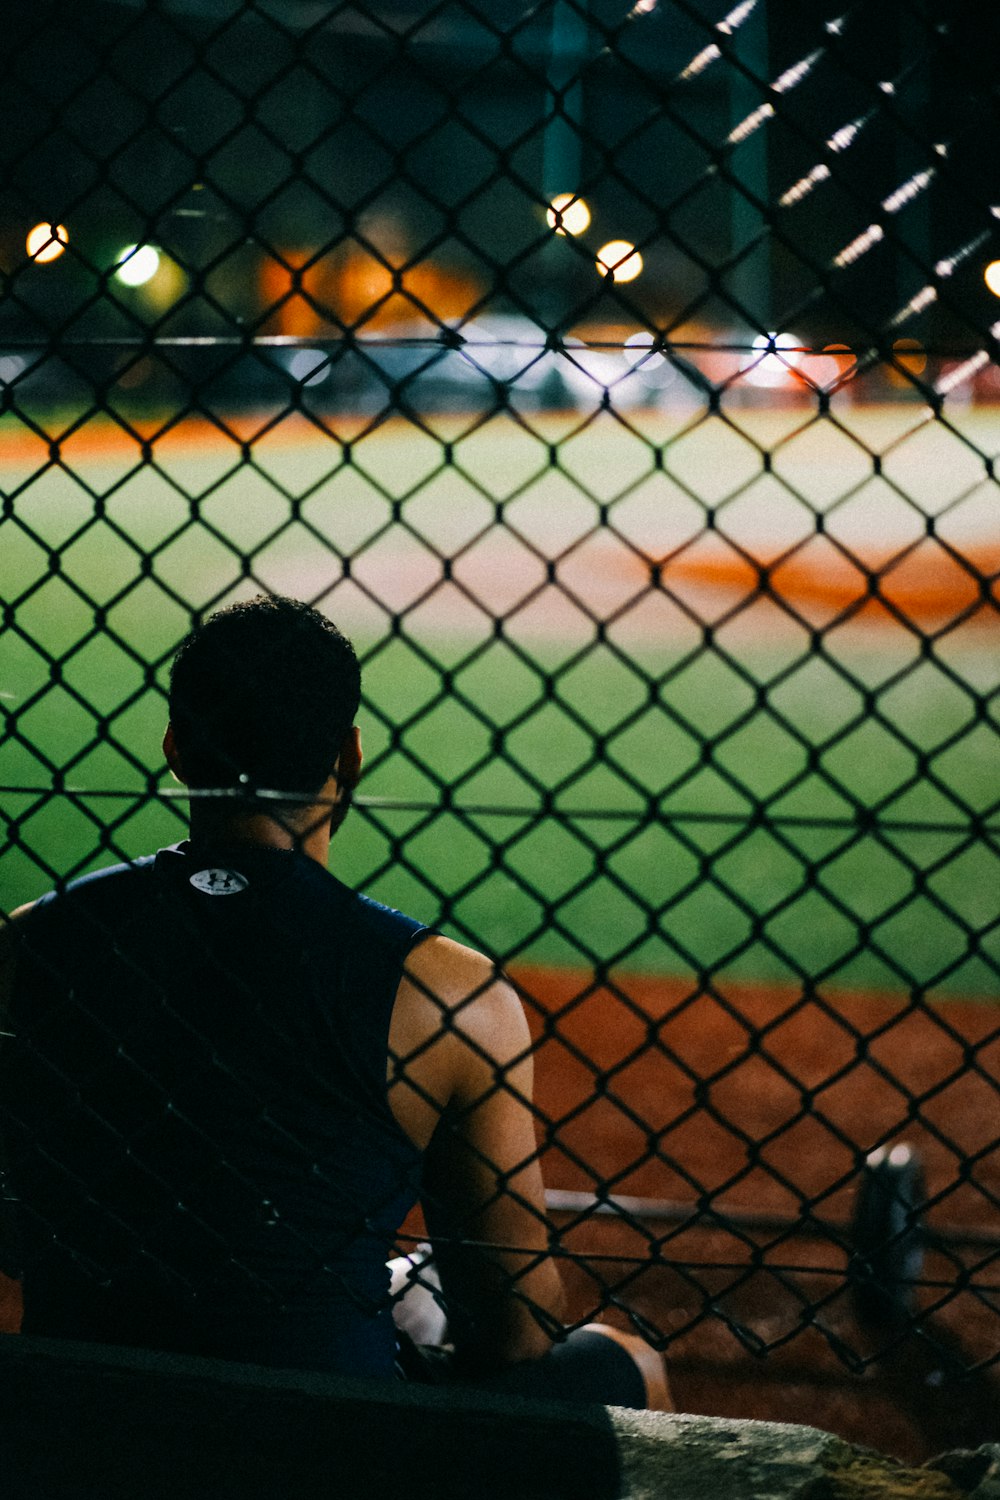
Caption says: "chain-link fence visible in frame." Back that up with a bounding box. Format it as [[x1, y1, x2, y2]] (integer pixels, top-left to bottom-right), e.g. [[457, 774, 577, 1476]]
[[1, 0, 999, 1436]]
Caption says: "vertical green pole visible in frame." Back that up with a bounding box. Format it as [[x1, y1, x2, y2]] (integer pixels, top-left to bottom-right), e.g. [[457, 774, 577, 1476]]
[[540, 1, 589, 325], [542, 2, 587, 208]]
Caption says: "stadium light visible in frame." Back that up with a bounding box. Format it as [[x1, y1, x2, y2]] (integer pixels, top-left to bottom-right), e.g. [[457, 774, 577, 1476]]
[[547, 193, 591, 236], [984, 260, 1000, 298], [26, 222, 68, 263], [623, 331, 663, 367], [623, 330, 675, 390], [596, 239, 642, 282], [742, 331, 803, 387], [114, 244, 161, 287]]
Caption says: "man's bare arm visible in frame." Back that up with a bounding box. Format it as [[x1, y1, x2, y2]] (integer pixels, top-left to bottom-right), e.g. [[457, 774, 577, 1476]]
[[388, 936, 565, 1369]]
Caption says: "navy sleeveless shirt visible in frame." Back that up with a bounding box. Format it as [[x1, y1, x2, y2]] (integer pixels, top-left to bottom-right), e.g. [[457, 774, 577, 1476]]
[[2, 843, 428, 1376]]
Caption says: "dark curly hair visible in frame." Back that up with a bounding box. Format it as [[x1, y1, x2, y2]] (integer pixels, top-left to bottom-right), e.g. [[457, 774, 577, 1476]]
[[168, 595, 361, 795]]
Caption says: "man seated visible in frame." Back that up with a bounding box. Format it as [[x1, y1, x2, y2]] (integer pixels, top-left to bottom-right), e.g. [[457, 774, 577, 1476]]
[[0, 595, 669, 1408]]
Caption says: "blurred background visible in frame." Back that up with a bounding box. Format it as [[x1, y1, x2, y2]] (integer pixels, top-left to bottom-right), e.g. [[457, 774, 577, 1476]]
[[2, 0, 999, 411]]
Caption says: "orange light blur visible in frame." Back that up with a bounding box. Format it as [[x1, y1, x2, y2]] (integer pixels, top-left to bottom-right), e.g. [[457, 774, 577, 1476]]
[[26, 222, 68, 263]]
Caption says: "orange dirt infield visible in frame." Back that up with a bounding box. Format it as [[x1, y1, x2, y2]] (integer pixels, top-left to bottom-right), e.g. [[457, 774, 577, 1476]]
[[512, 965, 1000, 1221], [4, 409, 997, 631], [640, 535, 1000, 628], [509, 964, 1000, 1461], [6, 965, 996, 1459]]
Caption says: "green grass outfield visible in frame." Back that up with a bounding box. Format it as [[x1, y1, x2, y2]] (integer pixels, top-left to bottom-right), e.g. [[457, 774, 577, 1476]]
[[1, 407, 998, 997]]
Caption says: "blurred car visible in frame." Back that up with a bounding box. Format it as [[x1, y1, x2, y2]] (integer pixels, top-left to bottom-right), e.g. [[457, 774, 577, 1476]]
[[265, 314, 694, 416]]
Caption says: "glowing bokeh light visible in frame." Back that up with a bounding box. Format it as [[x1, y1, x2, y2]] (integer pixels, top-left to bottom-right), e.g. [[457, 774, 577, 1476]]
[[623, 331, 664, 368], [623, 330, 674, 389], [596, 239, 642, 282], [984, 260, 1000, 298], [742, 331, 803, 387], [890, 337, 926, 380], [114, 244, 161, 287], [546, 193, 591, 236], [287, 348, 330, 386], [807, 342, 854, 391], [26, 222, 68, 263]]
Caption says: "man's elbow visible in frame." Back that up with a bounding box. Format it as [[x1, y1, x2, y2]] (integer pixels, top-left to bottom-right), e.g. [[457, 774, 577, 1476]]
[[452, 1279, 567, 1372], [503, 1310, 563, 1366]]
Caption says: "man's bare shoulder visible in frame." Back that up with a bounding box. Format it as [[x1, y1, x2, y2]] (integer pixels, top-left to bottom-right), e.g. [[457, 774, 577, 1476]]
[[400, 935, 529, 1059], [388, 936, 529, 1142], [404, 933, 502, 999]]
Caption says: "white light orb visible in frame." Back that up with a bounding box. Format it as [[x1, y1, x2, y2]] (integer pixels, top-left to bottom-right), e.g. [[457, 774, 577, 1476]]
[[114, 244, 161, 287], [743, 331, 803, 387], [623, 330, 664, 369], [623, 330, 674, 388], [984, 260, 1000, 298]]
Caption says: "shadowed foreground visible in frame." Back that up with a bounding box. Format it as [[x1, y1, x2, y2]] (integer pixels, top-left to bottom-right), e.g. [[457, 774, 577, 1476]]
[[2, 1333, 999, 1500]]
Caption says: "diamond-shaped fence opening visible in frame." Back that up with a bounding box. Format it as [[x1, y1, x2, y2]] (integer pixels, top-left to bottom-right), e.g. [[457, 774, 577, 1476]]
[[1, 0, 999, 1444]]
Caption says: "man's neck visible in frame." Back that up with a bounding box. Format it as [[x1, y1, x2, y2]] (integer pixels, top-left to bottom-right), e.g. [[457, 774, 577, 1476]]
[[187, 806, 332, 867]]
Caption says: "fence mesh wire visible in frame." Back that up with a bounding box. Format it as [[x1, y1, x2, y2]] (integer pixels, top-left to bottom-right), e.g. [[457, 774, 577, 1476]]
[[1, 0, 999, 1401]]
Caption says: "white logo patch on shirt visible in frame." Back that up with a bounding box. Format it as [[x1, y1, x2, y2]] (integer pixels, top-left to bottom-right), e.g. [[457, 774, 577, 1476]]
[[189, 867, 249, 896]]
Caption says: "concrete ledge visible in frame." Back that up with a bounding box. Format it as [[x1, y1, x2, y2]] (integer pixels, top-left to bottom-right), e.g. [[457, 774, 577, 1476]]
[[611, 1410, 1000, 1500], [3, 1333, 999, 1499], [0, 1333, 620, 1500]]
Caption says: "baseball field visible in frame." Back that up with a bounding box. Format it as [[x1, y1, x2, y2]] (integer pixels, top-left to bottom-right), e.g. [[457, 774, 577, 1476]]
[[2, 403, 997, 991], [1, 397, 998, 1457]]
